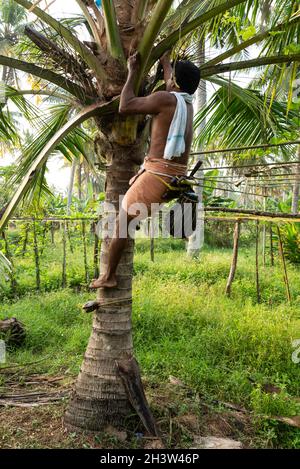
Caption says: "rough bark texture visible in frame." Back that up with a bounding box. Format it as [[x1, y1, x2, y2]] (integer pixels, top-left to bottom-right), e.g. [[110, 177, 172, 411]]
[[0, 318, 26, 346], [65, 133, 143, 431], [187, 39, 206, 257], [116, 354, 160, 437]]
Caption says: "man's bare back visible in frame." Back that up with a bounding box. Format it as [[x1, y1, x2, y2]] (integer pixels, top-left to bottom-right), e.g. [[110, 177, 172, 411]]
[[148, 92, 194, 165]]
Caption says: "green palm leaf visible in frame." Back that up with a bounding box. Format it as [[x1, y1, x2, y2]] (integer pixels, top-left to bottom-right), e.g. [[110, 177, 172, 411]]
[[0, 250, 11, 275], [0, 107, 18, 142], [194, 76, 298, 150], [8, 102, 93, 202], [0, 98, 117, 230]]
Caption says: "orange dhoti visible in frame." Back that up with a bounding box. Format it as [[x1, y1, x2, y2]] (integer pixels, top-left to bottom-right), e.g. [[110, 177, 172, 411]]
[[122, 157, 187, 218]]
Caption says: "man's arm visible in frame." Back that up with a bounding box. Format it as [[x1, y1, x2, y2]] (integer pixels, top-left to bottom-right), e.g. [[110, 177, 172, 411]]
[[119, 52, 173, 115], [160, 51, 172, 84]]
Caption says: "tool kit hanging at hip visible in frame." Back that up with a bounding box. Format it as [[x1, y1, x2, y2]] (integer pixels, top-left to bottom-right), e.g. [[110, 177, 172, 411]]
[[163, 160, 203, 239], [162, 159, 203, 203]]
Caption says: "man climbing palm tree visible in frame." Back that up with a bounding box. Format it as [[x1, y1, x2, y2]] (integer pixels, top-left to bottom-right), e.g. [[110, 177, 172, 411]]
[[90, 51, 200, 289]]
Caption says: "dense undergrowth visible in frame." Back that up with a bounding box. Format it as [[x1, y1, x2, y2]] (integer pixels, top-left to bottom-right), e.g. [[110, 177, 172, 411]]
[[1, 233, 300, 448]]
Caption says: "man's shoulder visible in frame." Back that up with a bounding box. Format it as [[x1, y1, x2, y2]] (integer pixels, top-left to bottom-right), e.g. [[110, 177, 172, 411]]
[[151, 91, 176, 105]]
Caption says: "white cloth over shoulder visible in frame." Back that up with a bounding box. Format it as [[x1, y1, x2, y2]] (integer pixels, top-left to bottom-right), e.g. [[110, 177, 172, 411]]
[[163, 91, 193, 160]]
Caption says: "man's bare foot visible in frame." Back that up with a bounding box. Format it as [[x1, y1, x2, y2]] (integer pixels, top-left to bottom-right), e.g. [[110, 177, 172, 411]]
[[89, 274, 117, 289]]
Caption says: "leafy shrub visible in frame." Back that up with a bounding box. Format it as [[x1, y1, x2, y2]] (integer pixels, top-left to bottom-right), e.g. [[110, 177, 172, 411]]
[[280, 223, 300, 264], [205, 220, 234, 248]]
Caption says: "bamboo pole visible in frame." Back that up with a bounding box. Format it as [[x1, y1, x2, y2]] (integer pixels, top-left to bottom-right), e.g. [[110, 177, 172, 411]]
[[150, 237, 154, 262], [21, 222, 29, 257], [82, 220, 89, 284], [1, 230, 17, 292], [270, 223, 274, 266], [277, 226, 291, 303], [9, 213, 300, 223], [39, 221, 48, 256], [291, 153, 300, 214], [262, 223, 266, 267], [262, 188, 267, 267], [255, 221, 261, 303], [202, 160, 300, 172], [32, 221, 41, 291], [61, 221, 67, 288], [13, 216, 98, 221], [50, 222, 55, 244], [93, 222, 100, 279], [190, 139, 300, 156], [225, 220, 241, 296], [148, 218, 154, 262], [205, 206, 300, 220], [66, 221, 74, 254]]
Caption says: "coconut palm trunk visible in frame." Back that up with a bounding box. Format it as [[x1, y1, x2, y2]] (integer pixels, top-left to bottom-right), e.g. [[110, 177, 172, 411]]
[[1, 0, 300, 432], [187, 38, 206, 257], [65, 140, 140, 429]]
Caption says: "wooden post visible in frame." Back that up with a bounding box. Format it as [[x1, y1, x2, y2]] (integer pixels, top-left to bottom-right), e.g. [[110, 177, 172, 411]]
[[149, 218, 154, 262], [1, 230, 17, 292], [21, 222, 29, 257], [62, 221, 67, 288], [262, 222, 266, 267], [32, 221, 41, 291], [255, 220, 261, 303], [150, 237, 155, 262], [40, 221, 48, 256], [116, 354, 160, 438], [277, 226, 291, 303], [66, 221, 74, 254], [82, 220, 89, 284], [269, 223, 274, 266], [93, 221, 100, 279], [262, 187, 267, 266], [50, 222, 55, 244], [225, 220, 241, 296]]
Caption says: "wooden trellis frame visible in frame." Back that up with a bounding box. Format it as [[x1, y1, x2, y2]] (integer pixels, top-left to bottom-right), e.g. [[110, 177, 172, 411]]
[[2, 206, 298, 303]]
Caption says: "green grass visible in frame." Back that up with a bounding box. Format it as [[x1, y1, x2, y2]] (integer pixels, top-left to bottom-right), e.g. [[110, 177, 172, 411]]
[[1, 238, 300, 448]]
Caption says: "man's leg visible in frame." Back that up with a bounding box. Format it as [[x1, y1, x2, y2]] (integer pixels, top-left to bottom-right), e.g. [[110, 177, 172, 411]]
[[90, 209, 131, 289]]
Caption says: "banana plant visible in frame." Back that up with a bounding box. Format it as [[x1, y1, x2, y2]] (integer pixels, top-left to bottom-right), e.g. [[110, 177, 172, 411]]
[[0, 0, 300, 431]]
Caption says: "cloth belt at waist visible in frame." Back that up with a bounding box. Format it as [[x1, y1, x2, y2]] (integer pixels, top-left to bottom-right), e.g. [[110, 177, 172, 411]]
[[144, 156, 187, 179]]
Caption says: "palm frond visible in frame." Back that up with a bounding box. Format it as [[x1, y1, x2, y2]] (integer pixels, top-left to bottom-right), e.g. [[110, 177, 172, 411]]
[[1, 83, 40, 119], [102, 0, 125, 63], [136, 0, 174, 90], [0, 99, 117, 230], [194, 76, 299, 151], [11, 102, 92, 185], [14, 0, 107, 80], [0, 251, 11, 275], [150, 0, 249, 66]]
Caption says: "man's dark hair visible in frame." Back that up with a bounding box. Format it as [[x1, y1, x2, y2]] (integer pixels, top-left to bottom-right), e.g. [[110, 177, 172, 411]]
[[174, 60, 201, 95]]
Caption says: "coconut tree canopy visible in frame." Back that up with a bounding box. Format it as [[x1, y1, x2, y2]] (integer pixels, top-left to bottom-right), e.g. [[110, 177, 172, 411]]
[[0, 0, 299, 232]]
